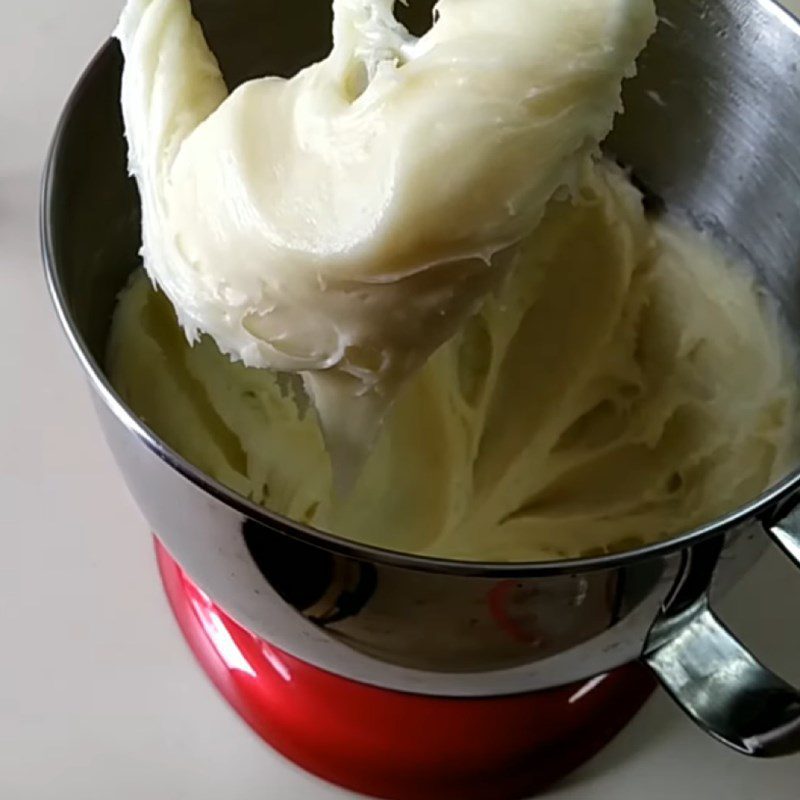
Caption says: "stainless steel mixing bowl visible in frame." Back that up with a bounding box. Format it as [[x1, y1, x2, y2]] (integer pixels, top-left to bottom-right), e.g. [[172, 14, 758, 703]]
[[42, 0, 800, 756]]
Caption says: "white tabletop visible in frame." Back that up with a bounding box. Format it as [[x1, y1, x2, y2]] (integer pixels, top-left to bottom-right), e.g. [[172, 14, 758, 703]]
[[2, 2, 799, 798]]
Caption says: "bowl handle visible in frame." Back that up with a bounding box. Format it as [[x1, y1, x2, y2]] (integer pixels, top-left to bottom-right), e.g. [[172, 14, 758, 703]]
[[644, 602, 800, 756], [642, 515, 800, 757]]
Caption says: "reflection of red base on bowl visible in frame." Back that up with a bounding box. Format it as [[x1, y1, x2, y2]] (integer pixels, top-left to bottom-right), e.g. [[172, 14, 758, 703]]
[[155, 538, 655, 800]]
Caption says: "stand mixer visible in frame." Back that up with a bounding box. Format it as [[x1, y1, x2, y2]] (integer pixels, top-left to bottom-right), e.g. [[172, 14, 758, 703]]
[[42, 1, 800, 797]]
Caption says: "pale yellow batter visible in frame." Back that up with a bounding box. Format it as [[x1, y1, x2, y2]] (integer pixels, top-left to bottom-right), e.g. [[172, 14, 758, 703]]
[[108, 162, 799, 561]]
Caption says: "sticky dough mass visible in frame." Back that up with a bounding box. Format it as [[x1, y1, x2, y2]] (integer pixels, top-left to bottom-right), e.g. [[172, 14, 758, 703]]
[[115, 0, 659, 475], [108, 161, 799, 561]]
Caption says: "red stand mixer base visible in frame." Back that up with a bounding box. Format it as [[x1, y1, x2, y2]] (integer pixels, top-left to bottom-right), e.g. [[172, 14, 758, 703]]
[[155, 539, 655, 800]]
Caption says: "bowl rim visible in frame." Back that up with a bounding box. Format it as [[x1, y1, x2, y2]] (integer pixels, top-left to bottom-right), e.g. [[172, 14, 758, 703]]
[[40, 2, 800, 578]]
